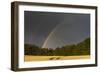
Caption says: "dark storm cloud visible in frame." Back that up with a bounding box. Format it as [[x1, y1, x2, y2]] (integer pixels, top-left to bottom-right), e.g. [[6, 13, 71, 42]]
[[45, 14, 90, 48], [24, 11, 90, 48]]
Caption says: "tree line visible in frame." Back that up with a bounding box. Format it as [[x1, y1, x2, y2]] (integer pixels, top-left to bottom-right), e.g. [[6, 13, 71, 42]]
[[25, 38, 90, 56]]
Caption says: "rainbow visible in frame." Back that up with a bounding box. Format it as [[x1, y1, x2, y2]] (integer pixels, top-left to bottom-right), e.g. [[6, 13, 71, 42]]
[[42, 19, 66, 48]]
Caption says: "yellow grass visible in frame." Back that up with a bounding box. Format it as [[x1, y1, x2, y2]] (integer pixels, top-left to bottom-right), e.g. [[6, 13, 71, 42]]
[[24, 55, 90, 62]]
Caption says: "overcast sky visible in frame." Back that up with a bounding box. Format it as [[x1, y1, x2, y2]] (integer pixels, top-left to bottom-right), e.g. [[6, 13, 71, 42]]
[[24, 11, 90, 48]]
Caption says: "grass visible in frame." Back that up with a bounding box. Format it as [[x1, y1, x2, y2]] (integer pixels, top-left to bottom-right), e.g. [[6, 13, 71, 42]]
[[24, 55, 90, 62]]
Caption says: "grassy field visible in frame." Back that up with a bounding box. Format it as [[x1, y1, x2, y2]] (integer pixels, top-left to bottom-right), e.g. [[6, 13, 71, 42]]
[[24, 55, 90, 62]]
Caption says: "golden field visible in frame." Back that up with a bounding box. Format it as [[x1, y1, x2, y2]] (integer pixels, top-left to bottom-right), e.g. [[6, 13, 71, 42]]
[[24, 55, 90, 62]]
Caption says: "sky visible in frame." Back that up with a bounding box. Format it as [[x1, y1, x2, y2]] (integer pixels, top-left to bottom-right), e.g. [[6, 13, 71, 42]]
[[24, 11, 90, 49]]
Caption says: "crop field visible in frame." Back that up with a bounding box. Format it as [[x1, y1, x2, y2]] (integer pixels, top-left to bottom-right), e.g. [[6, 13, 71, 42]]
[[24, 55, 90, 62]]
